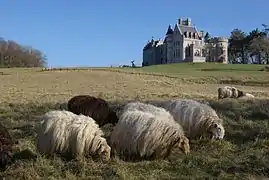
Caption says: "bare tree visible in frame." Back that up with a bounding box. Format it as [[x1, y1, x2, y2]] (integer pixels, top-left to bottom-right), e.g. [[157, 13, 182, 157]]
[[0, 38, 47, 68]]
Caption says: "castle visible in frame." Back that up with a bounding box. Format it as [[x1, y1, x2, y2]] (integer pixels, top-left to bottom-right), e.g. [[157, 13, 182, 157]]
[[142, 18, 229, 66]]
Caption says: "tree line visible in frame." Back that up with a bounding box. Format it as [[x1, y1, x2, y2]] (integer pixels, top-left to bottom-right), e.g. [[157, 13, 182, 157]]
[[204, 24, 269, 64], [0, 37, 47, 68]]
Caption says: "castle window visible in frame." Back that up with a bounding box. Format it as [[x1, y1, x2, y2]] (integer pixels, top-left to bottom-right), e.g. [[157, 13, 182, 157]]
[[184, 32, 187, 38], [177, 49, 180, 57]]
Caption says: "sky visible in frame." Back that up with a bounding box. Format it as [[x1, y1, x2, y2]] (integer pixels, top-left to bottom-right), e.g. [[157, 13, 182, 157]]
[[0, 0, 268, 67]]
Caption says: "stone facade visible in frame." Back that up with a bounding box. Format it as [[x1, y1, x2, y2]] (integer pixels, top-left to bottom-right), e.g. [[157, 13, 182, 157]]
[[142, 18, 229, 66]]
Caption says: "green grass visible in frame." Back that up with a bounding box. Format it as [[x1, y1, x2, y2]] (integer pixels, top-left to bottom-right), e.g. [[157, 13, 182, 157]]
[[1, 99, 269, 179], [99, 63, 269, 86], [117, 62, 266, 73]]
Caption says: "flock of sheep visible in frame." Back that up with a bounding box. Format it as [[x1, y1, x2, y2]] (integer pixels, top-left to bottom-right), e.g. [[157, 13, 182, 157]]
[[0, 85, 255, 170], [218, 86, 255, 99]]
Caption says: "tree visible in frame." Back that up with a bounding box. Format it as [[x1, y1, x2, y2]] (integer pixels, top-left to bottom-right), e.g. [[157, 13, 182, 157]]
[[248, 36, 269, 64], [0, 37, 47, 68], [228, 29, 248, 64], [246, 26, 269, 64], [262, 24, 269, 37]]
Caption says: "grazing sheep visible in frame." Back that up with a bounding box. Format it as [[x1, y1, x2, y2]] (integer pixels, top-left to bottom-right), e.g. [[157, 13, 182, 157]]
[[67, 95, 118, 126], [240, 92, 255, 99], [231, 87, 245, 98], [244, 93, 255, 98], [36, 110, 111, 161], [218, 86, 244, 99], [0, 122, 14, 170], [218, 86, 232, 99], [164, 99, 225, 140], [122, 101, 166, 115], [110, 106, 190, 161]]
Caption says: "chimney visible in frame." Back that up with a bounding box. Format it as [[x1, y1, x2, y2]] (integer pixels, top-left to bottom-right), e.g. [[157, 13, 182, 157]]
[[186, 18, 191, 26], [178, 18, 183, 25]]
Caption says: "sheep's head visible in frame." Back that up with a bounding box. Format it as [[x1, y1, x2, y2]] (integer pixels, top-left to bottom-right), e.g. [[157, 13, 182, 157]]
[[107, 110, 119, 126], [208, 122, 225, 140], [231, 88, 238, 98], [178, 136, 190, 154], [98, 143, 111, 162], [237, 90, 245, 98]]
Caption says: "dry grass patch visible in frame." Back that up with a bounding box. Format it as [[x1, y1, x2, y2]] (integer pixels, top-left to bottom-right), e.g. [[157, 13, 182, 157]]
[[0, 98, 269, 179], [0, 66, 268, 179]]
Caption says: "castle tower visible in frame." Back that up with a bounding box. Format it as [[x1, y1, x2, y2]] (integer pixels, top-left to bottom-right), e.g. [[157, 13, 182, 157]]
[[165, 25, 173, 63], [215, 37, 229, 64]]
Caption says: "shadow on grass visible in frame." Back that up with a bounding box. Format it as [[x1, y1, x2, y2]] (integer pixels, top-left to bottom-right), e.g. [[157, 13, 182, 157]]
[[209, 98, 269, 121], [12, 149, 37, 162], [219, 79, 269, 87]]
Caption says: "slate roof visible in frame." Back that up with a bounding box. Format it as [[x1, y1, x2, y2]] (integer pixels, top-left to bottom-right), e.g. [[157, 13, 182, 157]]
[[178, 25, 198, 33], [143, 39, 164, 51]]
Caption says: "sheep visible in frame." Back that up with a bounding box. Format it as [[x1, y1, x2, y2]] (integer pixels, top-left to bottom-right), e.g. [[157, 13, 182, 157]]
[[244, 93, 255, 98], [164, 99, 225, 140], [218, 86, 244, 99], [0, 122, 14, 170], [110, 105, 190, 161], [218, 86, 230, 99], [67, 95, 118, 126], [239, 92, 255, 99], [36, 110, 111, 161], [122, 101, 166, 116]]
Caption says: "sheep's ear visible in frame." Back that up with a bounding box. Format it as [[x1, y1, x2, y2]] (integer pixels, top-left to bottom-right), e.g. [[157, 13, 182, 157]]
[[181, 137, 190, 154], [180, 136, 189, 147]]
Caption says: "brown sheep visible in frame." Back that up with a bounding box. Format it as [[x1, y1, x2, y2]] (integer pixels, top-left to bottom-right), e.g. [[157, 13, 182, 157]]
[[67, 95, 119, 126], [0, 122, 14, 170]]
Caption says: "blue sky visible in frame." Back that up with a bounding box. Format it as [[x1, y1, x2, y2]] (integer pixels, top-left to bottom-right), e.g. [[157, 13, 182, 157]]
[[0, 0, 268, 67]]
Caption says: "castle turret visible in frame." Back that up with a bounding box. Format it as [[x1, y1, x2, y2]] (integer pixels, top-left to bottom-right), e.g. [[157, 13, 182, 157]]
[[166, 25, 173, 35], [214, 37, 229, 63], [165, 25, 173, 63]]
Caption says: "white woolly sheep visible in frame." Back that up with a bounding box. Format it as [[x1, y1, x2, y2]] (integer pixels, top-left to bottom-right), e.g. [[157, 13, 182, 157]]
[[218, 86, 244, 99], [239, 92, 255, 99], [36, 110, 111, 161], [244, 93, 255, 98], [110, 107, 190, 161], [122, 101, 166, 115], [164, 99, 225, 140]]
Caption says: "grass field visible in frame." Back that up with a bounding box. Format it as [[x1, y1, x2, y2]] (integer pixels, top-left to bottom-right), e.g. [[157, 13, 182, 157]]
[[0, 63, 269, 179]]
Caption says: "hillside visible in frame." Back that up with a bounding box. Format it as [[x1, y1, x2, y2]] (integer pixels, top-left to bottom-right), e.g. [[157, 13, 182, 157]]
[[0, 64, 268, 179]]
